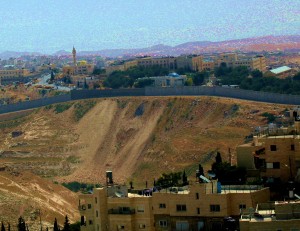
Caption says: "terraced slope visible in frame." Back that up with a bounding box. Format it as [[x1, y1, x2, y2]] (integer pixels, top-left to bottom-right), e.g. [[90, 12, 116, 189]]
[[0, 169, 79, 229]]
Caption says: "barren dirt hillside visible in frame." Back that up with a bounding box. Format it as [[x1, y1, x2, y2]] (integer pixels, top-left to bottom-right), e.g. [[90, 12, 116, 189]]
[[0, 96, 291, 187], [0, 168, 79, 229]]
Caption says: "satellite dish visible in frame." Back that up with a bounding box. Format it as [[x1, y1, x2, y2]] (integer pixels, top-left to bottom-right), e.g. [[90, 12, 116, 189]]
[[115, 191, 124, 198], [200, 175, 211, 183]]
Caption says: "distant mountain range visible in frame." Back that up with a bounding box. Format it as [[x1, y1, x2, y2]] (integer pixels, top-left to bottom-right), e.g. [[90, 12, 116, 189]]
[[0, 35, 299, 59]]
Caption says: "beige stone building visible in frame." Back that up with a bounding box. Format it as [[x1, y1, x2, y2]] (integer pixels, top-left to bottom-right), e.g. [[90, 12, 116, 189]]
[[240, 200, 300, 231], [79, 175, 269, 231], [237, 120, 300, 183], [192, 54, 266, 73], [0, 68, 30, 79]]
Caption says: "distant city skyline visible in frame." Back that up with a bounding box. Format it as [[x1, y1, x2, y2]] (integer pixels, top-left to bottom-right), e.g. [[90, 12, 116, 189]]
[[0, 0, 299, 53]]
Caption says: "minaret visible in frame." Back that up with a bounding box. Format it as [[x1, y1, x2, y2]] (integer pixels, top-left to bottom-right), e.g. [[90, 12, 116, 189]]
[[72, 46, 77, 67]]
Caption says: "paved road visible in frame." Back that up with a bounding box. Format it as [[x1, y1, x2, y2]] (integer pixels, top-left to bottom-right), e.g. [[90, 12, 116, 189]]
[[35, 74, 73, 91]]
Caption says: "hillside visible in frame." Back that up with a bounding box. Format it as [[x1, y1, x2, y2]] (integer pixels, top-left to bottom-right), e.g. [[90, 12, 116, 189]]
[[0, 168, 79, 229], [0, 96, 291, 188]]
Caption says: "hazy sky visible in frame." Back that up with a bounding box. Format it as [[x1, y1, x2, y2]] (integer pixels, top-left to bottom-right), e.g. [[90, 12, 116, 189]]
[[0, 0, 299, 53]]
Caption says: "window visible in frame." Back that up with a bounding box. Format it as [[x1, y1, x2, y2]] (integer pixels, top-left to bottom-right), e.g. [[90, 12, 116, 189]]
[[95, 197, 97, 204], [177, 204, 187, 212], [196, 193, 199, 200], [267, 162, 280, 169], [159, 203, 166, 208], [291, 145, 295, 151], [87, 204, 92, 209], [96, 210, 98, 217], [266, 162, 273, 169], [210, 205, 220, 212], [139, 224, 146, 229], [273, 162, 280, 169], [89, 220, 93, 225], [239, 204, 246, 210], [137, 206, 144, 213], [159, 220, 167, 227], [270, 145, 277, 151], [117, 225, 125, 230], [197, 208, 200, 214]]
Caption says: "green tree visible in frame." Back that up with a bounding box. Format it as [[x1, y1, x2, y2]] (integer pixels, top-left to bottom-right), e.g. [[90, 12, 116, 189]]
[[156, 172, 182, 188], [50, 71, 55, 81], [92, 68, 105, 75], [251, 70, 263, 78], [1, 222, 5, 231], [293, 72, 300, 81], [184, 77, 193, 86], [69, 222, 80, 231], [134, 79, 154, 88], [53, 218, 59, 231], [63, 216, 70, 231], [192, 72, 205, 86], [17, 217, 26, 231]]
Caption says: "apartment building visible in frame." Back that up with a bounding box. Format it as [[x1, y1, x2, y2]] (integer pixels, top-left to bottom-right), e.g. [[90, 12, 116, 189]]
[[0, 68, 30, 79], [192, 54, 266, 73], [237, 119, 300, 183], [240, 200, 300, 231], [79, 173, 269, 231]]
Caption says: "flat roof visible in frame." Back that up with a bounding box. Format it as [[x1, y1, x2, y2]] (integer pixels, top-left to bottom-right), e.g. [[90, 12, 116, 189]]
[[270, 66, 291, 74]]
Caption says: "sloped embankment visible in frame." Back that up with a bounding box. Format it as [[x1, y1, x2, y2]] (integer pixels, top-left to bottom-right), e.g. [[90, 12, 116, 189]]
[[0, 97, 290, 186], [0, 169, 79, 228]]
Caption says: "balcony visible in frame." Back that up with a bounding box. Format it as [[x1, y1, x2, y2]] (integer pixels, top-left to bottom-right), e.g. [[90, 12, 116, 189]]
[[108, 207, 135, 215]]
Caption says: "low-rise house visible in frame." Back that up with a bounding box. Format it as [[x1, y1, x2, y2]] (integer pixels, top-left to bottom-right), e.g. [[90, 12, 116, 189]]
[[265, 66, 296, 79], [240, 200, 300, 231], [137, 73, 187, 87]]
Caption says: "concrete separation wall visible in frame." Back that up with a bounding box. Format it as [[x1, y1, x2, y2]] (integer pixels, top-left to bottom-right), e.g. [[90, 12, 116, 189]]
[[70, 88, 145, 100], [0, 94, 71, 114], [145, 86, 300, 105], [0, 86, 300, 115]]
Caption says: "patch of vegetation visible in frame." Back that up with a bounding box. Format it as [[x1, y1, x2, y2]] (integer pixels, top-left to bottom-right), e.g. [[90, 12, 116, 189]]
[[44, 104, 53, 110], [66, 155, 80, 164], [155, 171, 188, 188], [117, 99, 127, 109], [73, 100, 96, 121], [0, 117, 27, 129], [104, 66, 169, 89], [61, 181, 101, 193], [54, 103, 73, 114], [261, 112, 276, 123]]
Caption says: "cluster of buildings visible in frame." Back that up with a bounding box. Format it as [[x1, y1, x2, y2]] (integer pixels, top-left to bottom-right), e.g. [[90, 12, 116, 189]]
[[236, 111, 300, 184], [106, 53, 267, 76], [78, 110, 300, 231], [79, 172, 269, 231]]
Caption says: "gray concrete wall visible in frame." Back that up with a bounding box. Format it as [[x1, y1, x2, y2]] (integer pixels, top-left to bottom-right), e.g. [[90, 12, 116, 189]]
[[145, 86, 300, 105], [70, 89, 145, 100], [0, 94, 71, 114]]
